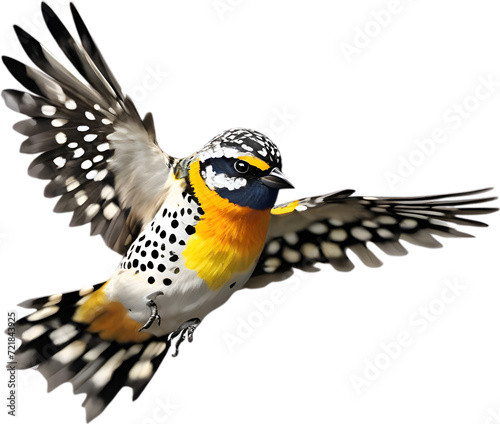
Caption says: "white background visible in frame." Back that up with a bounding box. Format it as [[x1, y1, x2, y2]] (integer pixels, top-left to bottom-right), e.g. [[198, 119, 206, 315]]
[[1, 1, 499, 423]]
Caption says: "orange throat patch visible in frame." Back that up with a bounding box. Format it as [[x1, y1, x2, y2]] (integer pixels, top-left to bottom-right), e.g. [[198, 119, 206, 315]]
[[183, 159, 272, 290]]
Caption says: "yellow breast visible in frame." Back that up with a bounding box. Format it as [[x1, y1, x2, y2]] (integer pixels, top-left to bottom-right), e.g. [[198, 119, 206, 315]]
[[183, 159, 271, 290]]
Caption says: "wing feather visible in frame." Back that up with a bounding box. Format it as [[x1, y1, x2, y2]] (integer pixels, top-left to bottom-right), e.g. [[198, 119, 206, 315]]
[[2, 3, 175, 254], [247, 189, 497, 287]]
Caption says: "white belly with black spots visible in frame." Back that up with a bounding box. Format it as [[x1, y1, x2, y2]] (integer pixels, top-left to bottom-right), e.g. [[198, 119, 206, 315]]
[[104, 185, 245, 336]]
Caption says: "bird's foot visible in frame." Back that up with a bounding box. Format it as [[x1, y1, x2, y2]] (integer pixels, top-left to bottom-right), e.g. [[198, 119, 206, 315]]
[[138, 299, 162, 332], [170, 318, 201, 357]]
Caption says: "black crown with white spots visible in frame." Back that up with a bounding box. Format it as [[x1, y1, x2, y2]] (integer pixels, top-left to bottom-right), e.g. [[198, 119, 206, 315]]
[[200, 128, 282, 168]]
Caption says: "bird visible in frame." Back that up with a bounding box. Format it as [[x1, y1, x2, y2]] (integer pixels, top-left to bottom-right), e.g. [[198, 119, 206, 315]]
[[2, 2, 497, 422]]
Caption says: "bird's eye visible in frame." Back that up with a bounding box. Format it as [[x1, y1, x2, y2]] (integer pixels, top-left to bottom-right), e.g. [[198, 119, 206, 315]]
[[234, 160, 250, 174]]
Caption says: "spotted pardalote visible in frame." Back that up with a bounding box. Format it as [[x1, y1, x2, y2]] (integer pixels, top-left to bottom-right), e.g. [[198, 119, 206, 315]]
[[2, 3, 497, 422]]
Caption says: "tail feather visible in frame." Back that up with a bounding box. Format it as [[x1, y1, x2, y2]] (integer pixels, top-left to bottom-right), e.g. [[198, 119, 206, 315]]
[[14, 283, 171, 422], [18, 283, 104, 310]]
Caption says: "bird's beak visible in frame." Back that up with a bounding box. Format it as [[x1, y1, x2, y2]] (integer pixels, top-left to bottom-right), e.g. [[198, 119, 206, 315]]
[[260, 167, 294, 189]]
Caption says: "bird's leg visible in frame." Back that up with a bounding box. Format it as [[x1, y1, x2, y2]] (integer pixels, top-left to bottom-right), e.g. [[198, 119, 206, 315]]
[[170, 318, 201, 357], [138, 292, 164, 332]]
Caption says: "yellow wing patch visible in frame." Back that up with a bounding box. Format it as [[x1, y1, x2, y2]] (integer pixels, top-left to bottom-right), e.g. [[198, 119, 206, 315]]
[[271, 200, 299, 215], [73, 282, 152, 343], [237, 155, 270, 171]]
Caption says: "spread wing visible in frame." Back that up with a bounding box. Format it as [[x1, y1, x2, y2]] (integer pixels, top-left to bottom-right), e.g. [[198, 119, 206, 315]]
[[246, 188, 497, 288], [2, 3, 174, 254]]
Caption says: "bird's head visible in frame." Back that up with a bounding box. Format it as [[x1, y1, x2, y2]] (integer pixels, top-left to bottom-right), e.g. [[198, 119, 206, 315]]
[[185, 128, 293, 210]]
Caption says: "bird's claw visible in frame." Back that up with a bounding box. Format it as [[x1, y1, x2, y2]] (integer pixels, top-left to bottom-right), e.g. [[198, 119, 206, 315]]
[[171, 318, 201, 357], [138, 299, 161, 332]]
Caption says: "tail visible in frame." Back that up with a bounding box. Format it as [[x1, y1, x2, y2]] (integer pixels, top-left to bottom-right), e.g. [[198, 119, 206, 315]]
[[14, 283, 171, 422]]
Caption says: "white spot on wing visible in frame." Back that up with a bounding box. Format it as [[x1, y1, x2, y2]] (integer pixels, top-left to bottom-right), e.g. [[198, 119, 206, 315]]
[[66, 177, 80, 192], [73, 148, 85, 159], [266, 241, 280, 255], [308, 222, 328, 234], [51, 119, 67, 127], [301, 243, 320, 259], [97, 142, 109, 152], [329, 229, 347, 242], [86, 203, 100, 219], [101, 186, 115, 200], [86, 170, 98, 180], [375, 216, 398, 225], [50, 323, 79, 345], [103, 203, 120, 220], [75, 190, 88, 206], [52, 340, 87, 364], [44, 293, 62, 307], [81, 160, 92, 170], [83, 343, 110, 361], [263, 257, 281, 273], [377, 228, 394, 239], [79, 286, 95, 296], [55, 132, 67, 144], [84, 134, 98, 142], [41, 105, 56, 116], [94, 169, 109, 181], [283, 247, 301, 263], [321, 242, 343, 258], [91, 349, 127, 388], [142, 342, 167, 359], [53, 157, 66, 168], [27, 306, 59, 322], [129, 361, 153, 381], [124, 345, 144, 361], [351, 227, 372, 241], [65, 99, 77, 110], [22, 324, 47, 342], [362, 220, 378, 228], [328, 218, 343, 226], [283, 232, 299, 245], [400, 219, 418, 230]]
